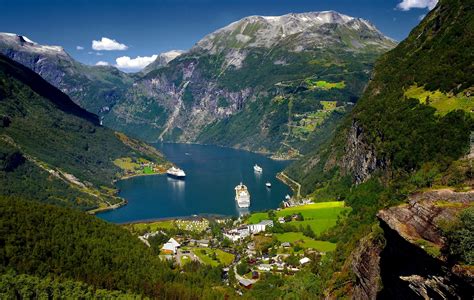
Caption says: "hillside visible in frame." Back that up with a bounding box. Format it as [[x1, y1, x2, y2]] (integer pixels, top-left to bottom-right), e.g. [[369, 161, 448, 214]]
[[105, 11, 396, 157], [283, 0, 473, 297], [288, 0, 473, 193], [0, 54, 168, 210], [0, 196, 230, 299], [0, 33, 134, 115]]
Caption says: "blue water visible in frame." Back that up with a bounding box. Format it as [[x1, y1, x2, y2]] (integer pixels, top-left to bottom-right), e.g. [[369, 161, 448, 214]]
[[98, 143, 292, 223]]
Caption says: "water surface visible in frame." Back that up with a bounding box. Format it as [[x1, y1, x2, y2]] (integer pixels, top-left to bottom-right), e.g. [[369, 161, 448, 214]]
[[99, 143, 291, 223]]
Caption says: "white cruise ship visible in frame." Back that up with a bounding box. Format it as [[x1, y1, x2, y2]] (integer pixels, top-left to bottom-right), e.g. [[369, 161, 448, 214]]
[[253, 164, 263, 173], [166, 166, 186, 179], [235, 183, 251, 208]]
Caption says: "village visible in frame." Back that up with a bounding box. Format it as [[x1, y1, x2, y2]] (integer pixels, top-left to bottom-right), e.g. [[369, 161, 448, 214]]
[[124, 200, 350, 291]]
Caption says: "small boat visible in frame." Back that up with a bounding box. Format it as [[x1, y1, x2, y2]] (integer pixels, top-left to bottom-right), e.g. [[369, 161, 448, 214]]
[[253, 164, 263, 173], [166, 166, 186, 179], [266, 182, 272, 188], [285, 194, 291, 200]]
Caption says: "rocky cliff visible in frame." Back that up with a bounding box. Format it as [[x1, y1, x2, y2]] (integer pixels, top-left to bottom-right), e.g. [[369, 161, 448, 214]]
[[349, 189, 474, 300]]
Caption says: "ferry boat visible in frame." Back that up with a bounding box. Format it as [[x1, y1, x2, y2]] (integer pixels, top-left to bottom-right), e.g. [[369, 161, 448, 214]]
[[266, 182, 272, 188], [166, 166, 186, 179], [235, 182, 251, 208], [253, 164, 263, 173]]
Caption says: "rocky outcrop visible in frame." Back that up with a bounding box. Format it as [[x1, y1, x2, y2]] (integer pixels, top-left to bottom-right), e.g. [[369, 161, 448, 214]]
[[350, 233, 384, 300], [376, 190, 474, 299], [348, 190, 474, 300], [340, 120, 387, 184], [378, 189, 473, 250]]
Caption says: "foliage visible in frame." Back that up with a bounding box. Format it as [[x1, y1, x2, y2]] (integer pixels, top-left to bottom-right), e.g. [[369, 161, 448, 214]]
[[440, 207, 474, 265], [0, 196, 230, 299], [236, 261, 250, 276], [0, 54, 166, 209]]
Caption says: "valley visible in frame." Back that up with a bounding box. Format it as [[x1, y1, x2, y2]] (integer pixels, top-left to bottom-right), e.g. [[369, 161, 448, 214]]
[[0, 0, 473, 299]]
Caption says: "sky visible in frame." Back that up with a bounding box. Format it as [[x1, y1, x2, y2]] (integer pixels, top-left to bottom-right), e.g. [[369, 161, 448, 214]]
[[0, 0, 438, 71]]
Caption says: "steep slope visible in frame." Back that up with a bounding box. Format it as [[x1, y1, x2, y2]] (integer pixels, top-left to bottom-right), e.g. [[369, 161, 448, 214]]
[[280, 0, 473, 298], [0, 54, 167, 210], [0, 33, 133, 115], [0, 196, 229, 299], [107, 11, 396, 156], [287, 0, 473, 192]]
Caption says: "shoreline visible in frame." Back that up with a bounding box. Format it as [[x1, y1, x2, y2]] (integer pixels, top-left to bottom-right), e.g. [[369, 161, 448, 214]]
[[117, 213, 233, 225], [154, 141, 297, 162]]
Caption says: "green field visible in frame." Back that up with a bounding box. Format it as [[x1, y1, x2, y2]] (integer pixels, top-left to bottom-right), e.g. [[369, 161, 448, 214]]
[[277, 202, 350, 234], [126, 220, 175, 233], [404, 85, 473, 115], [247, 212, 269, 224], [143, 166, 154, 174], [305, 79, 346, 90], [247, 201, 350, 236], [193, 248, 235, 267], [275, 232, 336, 252]]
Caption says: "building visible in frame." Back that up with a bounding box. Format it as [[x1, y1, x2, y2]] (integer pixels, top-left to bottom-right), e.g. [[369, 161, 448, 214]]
[[299, 257, 311, 265], [223, 226, 250, 241], [281, 242, 291, 248], [161, 238, 180, 254], [278, 217, 285, 223], [248, 220, 274, 234], [257, 264, 272, 271]]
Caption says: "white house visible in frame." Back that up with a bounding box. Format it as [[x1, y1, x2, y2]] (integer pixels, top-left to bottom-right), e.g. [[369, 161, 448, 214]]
[[223, 227, 250, 241], [161, 238, 180, 254], [257, 264, 272, 271], [299, 257, 311, 265], [248, 220, 274, 234]]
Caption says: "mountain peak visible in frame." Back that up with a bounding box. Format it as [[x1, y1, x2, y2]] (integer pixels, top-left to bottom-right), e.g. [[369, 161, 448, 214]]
[[0, 32, 65, 54], [194, 11, 394, 54]]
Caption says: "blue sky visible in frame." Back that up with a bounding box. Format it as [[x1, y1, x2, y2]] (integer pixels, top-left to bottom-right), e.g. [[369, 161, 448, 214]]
[[0, 0, 437, 70]]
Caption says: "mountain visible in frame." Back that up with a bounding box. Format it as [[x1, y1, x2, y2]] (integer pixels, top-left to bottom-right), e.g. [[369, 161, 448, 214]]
[[104, 11, 396, 157], [142, 49, 185, 73], [0, 54, 167, 210], [0, 33, 133, 116], [284, 0, 473, 298]]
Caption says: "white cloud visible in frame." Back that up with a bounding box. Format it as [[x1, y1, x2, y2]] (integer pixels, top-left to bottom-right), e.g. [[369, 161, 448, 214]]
[[397, 0, 438, 11], [418, 14, 426, 20], [96, 52, 103, 56], [76, 46, 84, 50], [115, 55, 158, 71], [95, 61, 109, 66], [92, 37, 128, 51]]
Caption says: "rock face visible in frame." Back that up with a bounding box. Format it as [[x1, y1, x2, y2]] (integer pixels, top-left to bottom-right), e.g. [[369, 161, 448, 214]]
[[340, 120, 387, 184], [350, 233, 384, 300], [0, 32, 133, 115], [378, 189, 473, 249], [348, 190, 474, 300], [374, 190, 474, 299], [106, 11, 395, 150]]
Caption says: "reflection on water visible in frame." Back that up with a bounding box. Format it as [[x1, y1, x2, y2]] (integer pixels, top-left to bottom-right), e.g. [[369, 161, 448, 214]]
[[98, 143, 291, 223], [236, 205, 250, 218]]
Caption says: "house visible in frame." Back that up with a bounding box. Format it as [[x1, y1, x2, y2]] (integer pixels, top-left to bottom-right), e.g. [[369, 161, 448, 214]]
[[299, 257, 311, 265], [248, 220, 274, 234], [281, 242, 291, 248], [223, 226, 250, 241], [161, 238, 180, 254], [238, 277, 253, 289], [278, 217, 285, 224], [197, 239, 209, 247], [257, 264, 272, 271]]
